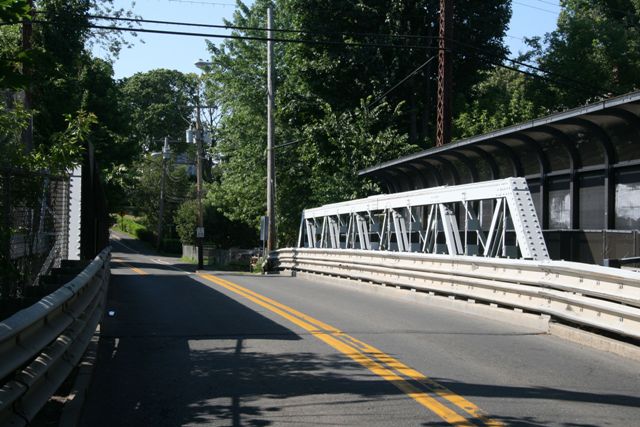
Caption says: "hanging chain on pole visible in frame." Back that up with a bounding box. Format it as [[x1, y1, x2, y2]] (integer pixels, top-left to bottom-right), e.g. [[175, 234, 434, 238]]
[[266, 4, 277, 253], [436, 0, 453, 147]]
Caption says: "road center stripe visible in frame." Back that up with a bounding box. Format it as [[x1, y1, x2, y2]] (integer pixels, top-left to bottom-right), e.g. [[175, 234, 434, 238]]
[[116, 261, 148, 275], [198, 273, 502, 426]]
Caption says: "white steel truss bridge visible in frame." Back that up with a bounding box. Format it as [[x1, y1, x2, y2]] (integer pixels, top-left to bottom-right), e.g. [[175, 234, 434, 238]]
[[298, 178, 550, 261]]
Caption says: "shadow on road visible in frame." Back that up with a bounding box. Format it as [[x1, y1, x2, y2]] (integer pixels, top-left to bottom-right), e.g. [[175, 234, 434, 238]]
[[110, 232, 257, 274], [110, 231, 159, 256], [80, 240, 640, 426]]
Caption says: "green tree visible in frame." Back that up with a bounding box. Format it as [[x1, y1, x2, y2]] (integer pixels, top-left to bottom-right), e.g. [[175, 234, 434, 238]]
[[1, 0, 34, 168], [281, 0, 512, 146], [201, 0, 514, 245], [0, 0, 32, 88], [175, 200, 258, 248], [453, 67, 546, 138], [30, 0, 96, 147], [120, 69, 198, 153], [80, 58, 134, 169], [531, 0, 640, 108], [128, 155, 192, 240]]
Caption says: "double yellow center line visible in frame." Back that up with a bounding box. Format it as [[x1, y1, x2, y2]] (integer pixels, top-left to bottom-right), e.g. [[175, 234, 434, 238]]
[[198, 273, 504, 427], [112, 256, 148, 275]]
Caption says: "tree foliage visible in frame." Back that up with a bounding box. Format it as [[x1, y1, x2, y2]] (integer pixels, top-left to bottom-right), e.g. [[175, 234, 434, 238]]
[[0, 0, 137, 175], [0, 0, 33, 88], [120, 69, 199, 153], [9, 0, 637, 251], [201, 0, 513, 245], [127, 155, 191, 237], [454, 67, 546, 138], [282, 0, 512, 146], [174, 200, 258, 248], [524, 0, 640, 109]]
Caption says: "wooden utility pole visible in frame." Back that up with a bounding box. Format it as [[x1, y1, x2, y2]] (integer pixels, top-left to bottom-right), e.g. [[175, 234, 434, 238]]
[[266, 4, 276, 253], [436, 0, 453, 147]]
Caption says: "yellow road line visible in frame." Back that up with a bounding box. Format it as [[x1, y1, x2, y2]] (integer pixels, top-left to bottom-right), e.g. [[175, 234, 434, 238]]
[[118, 261, 147, 275], [344, 335, 503, 427], [202, 274, 502, 425], [199, 273, 500, 426]]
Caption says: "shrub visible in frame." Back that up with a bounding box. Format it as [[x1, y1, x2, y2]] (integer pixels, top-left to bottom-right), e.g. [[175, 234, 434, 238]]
[[161, 238, 182, 254], [114, 215, 157, 244], [175, 201, 197, 245], [136, 228, 155, 244]]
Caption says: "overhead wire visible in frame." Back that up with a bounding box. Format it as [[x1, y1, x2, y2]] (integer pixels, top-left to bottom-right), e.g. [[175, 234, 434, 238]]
[[276, 56, 437, 150], [81, 26, 606, 98], [57, 22, 439, 51], [447, 37, 610, 97], [80, 13, 606, 95], [167, 0, 235, 6], [528, 0, 561, 7], [521, 0, 636, 17], [512, 0, 560, 14], [26, 12, 614, 103], [366, 55, 437, 109], [85, 13, 440, 42]]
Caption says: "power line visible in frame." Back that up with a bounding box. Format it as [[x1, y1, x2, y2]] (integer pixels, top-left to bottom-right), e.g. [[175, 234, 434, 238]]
[[274, 138, 304, 149], [30, 13, 610, 96], [447, 37, 609, 96], [505, 33, 527, 42], [167, 0, 235, 6], [512, 0, 559, 14], [526, 0, 633, 16], [33, 21, 439, 51], [86, 13, 439, 43], [528, 0, 561, 7], [367, 56, 437, 109], [83, 12, 604, 94]]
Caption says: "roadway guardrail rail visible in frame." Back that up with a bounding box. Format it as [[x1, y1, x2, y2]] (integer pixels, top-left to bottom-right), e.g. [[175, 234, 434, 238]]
[[271, 248, 640, 340], [0, 247, 111, 426]]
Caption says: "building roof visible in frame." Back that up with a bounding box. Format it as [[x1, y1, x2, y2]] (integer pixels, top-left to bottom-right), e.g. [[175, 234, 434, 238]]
[[359, 91, 640, 192]]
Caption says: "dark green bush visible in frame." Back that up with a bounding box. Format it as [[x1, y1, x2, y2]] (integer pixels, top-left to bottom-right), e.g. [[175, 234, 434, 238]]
[[135, 228, 155, 244], [161, 238, 182, 254]]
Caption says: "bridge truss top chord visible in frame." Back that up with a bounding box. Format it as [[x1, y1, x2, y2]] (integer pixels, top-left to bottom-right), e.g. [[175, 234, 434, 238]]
[[298, 177, 550, 261]]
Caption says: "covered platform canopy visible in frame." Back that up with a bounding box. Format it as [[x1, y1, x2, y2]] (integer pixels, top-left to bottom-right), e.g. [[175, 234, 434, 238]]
[[360, 91, 640, 233]]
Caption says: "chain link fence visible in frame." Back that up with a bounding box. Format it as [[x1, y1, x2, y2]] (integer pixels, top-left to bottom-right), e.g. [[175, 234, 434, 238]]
[[0, 168, 70, 302]]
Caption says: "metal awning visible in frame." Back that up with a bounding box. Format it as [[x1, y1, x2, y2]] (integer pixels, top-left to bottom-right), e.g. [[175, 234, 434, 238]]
[[359, 91, 640, 192], [359, 91, 640, 232]]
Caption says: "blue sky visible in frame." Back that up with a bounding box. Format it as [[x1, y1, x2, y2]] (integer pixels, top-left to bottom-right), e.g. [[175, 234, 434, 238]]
[[94, 0, 561, 80]]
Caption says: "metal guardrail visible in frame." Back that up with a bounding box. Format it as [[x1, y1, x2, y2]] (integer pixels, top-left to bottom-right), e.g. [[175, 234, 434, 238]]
[[0, 247, 111, 426], [271, 248, 640, 340]]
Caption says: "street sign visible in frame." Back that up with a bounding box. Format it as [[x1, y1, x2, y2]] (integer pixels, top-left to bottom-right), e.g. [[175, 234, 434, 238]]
[[196, 227, 205, 238], [259, 216, 268, 241]]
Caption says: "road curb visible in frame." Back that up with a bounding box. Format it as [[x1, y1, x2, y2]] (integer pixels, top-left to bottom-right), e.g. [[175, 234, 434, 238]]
[[287, 269, 640, 361], [288, 270, 550, 333], [549, 323, 640, 362], [58, 327, 100, 427]]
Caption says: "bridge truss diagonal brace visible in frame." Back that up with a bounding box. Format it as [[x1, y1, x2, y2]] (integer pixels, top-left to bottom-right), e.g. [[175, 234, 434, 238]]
[[298, 178, 550, 261]]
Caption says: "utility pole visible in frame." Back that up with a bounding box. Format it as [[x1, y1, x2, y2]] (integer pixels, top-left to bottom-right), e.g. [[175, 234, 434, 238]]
[[266, 4, 276, 253], [196, 104, 204, 270], [157, 137, 169, 249], [436, 0, 453, 147]]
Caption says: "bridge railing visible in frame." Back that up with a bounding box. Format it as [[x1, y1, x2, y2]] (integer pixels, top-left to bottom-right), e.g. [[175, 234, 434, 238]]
[[271, 248, 640, 340], [0, 247, 111, 426]]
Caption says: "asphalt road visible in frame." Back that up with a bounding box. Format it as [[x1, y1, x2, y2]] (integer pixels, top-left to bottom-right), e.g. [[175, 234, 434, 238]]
[[79, 233, 640, 426]]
